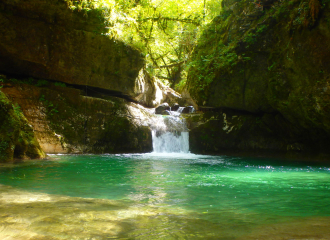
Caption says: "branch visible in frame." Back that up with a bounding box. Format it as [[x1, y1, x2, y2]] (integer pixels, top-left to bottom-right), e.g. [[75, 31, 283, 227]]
[[137, 16, 201, 26], [156, 75, 172, 80], [154, 60, 186, 69]]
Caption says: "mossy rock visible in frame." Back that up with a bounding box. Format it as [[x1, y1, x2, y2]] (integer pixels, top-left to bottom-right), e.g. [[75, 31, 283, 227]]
[[35, 85, 152, 154], [0, 90, 45, 162], [187, 0, 330, 155]]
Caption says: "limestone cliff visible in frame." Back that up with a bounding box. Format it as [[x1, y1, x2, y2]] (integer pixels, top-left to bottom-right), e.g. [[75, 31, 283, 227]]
[[0, 0, 145, 97], [0, 0, 156, 161], [1, 78, 152, 154], [187, 0, 330, 155]]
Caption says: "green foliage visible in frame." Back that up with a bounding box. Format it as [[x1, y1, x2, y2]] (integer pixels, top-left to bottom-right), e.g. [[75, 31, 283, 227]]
[[218, 9, 232, 21], [244, 32, 257, 47], [54, 82, 67, 87], [268, 62, 276, 71], [256, 25, 267, 34], [0, 142, 9, 153], [12, 103, 21, 117], [64, 0, 224, 88], [39, 95, 59, 116], [286, 0, 325, 29], [175, 79, 187, 92], [36, 79, 49, 87], [187, 32, 239, 99], [1, 75, 68, 89]]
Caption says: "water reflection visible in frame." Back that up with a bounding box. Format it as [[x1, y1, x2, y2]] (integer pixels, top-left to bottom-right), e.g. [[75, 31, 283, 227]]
[[0, 154, 330, 239]]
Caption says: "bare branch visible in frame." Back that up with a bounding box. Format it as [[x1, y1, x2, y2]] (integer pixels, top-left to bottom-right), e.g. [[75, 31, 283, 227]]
[[137, 16, 201, 26], [154, 60, 186, 69]]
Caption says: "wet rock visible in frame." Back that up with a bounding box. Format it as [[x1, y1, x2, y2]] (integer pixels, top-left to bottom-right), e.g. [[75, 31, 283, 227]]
[[181, 106, 195, 114], [155, 103, 170, 114], [162, 110, 171, 115], [171, 103, 180, 111]]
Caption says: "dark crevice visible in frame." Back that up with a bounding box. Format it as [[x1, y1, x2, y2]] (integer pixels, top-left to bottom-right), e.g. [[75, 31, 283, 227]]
[[1, 73, 146, 106], [198, 106, 265, 116], [67, 82, 141, 105]]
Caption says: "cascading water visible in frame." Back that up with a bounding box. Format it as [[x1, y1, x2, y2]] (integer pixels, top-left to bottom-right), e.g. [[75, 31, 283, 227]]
[[150, 113, 189, 153]]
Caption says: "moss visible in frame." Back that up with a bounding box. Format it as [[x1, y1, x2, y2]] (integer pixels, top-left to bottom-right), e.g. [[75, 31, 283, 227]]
[[0, 90, 45, 162], [36, 85, 152, 154], [187, 0, 330, 111]]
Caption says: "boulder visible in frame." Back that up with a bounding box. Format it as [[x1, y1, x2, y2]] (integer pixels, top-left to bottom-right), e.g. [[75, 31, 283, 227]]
[[171, 103, 180, 111], [181, 106, 195, 114], [155, 103, 170, 114]]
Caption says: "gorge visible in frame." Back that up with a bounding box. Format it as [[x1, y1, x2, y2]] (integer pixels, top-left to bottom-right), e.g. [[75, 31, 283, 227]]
[[0, 0, 330, 238]]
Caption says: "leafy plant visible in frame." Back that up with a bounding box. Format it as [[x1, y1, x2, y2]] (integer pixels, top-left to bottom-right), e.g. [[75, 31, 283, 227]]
[[36, 80, 48, 87], [268, 62, 276, 71], [39, 95, 59, 116], [54, 82, 67, 87], [12, 103, 21, 117], [0, 142, 8, 152]]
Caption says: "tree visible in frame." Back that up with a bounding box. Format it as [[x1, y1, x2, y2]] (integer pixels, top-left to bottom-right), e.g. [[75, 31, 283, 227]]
[[67, 0, 223, 90]]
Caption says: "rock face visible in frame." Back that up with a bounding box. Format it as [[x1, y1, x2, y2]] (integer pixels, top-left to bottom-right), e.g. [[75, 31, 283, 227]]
[[0, 0, 156, 161], [0, 90, 46, 162], [1, 80, 152, 154], [0, 0, 145, 96], [187, 110, 322, 155], [135, 70, 185, 107], [187, 0, 330, 155]]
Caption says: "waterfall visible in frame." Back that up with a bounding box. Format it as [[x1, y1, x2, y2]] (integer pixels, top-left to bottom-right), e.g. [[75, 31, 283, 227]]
[[150, 114, 189, 153]]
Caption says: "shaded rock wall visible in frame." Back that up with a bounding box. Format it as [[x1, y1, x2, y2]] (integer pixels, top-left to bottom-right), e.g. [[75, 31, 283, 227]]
[[186, 109, 329, 156], [1, 81, 152, 154], [0, 0, 145, 96], [0, 90, 45, 162], [187, 0, 330, 155]]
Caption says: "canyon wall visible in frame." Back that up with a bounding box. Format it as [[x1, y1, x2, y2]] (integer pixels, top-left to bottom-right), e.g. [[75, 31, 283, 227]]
[[187, 0, 330, 156]]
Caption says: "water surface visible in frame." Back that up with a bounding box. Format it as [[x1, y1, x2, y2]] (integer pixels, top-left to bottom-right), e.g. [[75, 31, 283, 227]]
[[0, 153, 329, 239]]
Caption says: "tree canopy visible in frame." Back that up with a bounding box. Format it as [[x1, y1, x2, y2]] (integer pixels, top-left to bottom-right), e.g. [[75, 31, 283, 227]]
[[66, 0, 223, 90]]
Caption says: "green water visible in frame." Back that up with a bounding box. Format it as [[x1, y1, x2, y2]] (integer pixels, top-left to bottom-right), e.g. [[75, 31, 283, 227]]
[[0, 153, 330, 239]]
